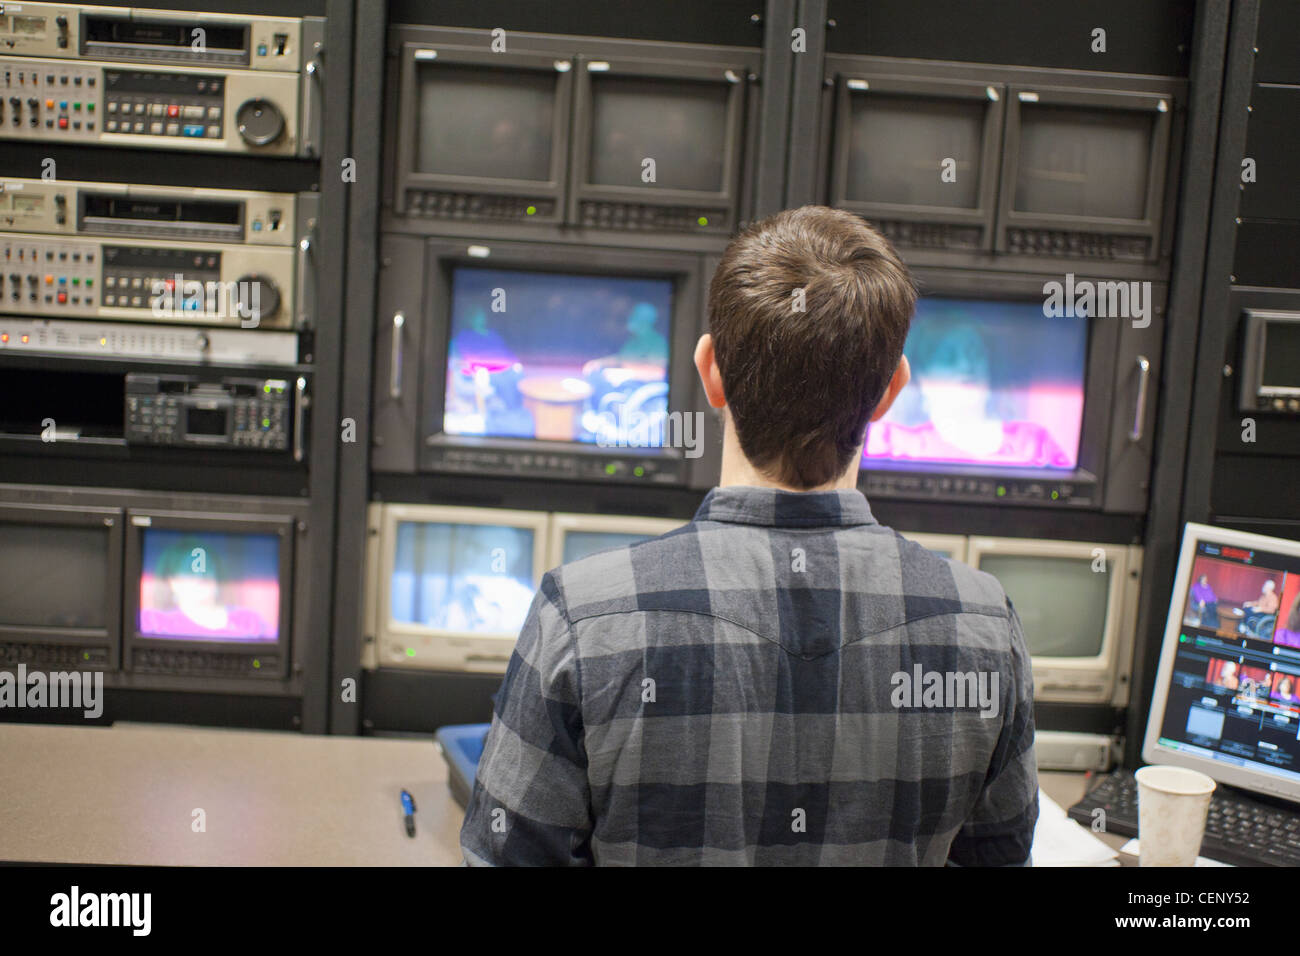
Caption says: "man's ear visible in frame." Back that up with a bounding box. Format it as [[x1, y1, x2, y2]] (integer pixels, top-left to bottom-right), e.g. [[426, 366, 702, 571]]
[[695, 333, 727, 409], [869, 355, 911, 423]]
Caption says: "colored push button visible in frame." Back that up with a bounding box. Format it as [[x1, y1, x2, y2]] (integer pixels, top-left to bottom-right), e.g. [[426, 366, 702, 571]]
[[59, 100, 67, 110], [182, 124, 204, 137], [45, 99, 53, 109], [87, 103, 94, 112], [166, 104, 179, 118], [57, 117, 68, 129], [57, 292, 66, 304], [257, 43, 267, 56], [44, 274, 53, 285]]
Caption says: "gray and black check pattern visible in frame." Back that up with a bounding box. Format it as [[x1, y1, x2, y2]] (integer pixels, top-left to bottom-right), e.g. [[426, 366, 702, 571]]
[[461, 485, 1038, 865]]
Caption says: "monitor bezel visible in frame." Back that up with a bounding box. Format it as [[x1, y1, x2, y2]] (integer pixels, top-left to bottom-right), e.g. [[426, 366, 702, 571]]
[[1240, 309, 1300, 409], [1144, 522, 1300, 804], [567, 52, 750, 234], [858, 267, 1114, 495], [417, 238, 704, 477], [968, 536, 1136, 706], [899, 531, 970, 564], [122, 509, 295, 677], [373, 503, 550, 673], [0, 502, 123, 669], [996, 84, 1173, 262], [827, 72, 1004, 249], [390, 41, 573, 223], [546, 511, 683, 570]]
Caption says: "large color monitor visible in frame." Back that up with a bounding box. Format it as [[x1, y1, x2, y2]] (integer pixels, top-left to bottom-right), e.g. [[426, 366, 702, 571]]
[[968, 537, 1141, 706], [0, 502, 122, 670], [1144, 523, 1300, 803], [546, 512, 682, 570], [368, 504, 548, 673], [123, 510, 295, 678]]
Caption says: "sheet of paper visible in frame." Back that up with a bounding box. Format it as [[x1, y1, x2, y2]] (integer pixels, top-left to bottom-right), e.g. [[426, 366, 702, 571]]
[[1117, 839, 1234, 867], [1031, 789, 1121, 866]]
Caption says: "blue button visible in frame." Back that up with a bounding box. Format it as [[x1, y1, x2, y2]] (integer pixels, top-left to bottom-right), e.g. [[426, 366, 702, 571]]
[[252, 220, 262, 231], [59, 100, 67, 109], [257, 44, 267, 56], [183, 299, 199, 311], [182, 124, 204, 137]]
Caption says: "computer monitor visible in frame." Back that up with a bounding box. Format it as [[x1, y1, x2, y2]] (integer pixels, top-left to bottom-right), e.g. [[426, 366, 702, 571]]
[[367, 504, 549, 673], [968, 537, 1141, 705], [899, 532, 969, 564], [863, 295, 1087, 471], [0, 502, 123, 670], [122, 510, 295, 678], [546, 512, 682, 570], [1144, 523, 1300, 803]]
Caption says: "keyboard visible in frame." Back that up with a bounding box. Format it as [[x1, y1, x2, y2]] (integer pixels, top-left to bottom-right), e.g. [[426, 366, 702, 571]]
[[1067, 769, 1300, 867]]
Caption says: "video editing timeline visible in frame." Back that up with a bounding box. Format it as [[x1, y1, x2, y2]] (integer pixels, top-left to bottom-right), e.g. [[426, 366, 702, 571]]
[[0, 4, 321, 156], [1158, 539, 1300, 783]]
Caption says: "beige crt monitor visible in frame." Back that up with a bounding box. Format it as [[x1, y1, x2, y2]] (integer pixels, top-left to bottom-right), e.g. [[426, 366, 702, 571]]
[[363, 503, 549, 674], [967, 536, 1142, 707], [898, 532, 969, 564], [546, 513, 683, 570]]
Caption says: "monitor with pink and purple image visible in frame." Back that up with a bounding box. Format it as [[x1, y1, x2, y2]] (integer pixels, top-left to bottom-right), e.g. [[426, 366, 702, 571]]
[[864, 296, 1086, 472]]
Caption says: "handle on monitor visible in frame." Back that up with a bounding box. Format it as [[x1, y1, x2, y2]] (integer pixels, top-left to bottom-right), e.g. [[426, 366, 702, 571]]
[[390, 311, 405, 399], [293, 376, 309, 463], [1129, 355, 1150, 442]]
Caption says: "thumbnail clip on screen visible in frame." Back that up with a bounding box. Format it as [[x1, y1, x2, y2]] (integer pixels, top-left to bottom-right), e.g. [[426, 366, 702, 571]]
[[138, 528, 281, 643], [1157, 539, 1300, 785], [864, 297, 1087, 471], [443, 267, 674, 449]]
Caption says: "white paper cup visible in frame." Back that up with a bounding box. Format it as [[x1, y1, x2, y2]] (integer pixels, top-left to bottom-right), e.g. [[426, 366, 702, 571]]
[[1134, 765, 1217, 866]]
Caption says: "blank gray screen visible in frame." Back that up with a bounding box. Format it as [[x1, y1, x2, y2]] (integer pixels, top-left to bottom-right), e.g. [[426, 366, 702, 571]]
[[0, 522, 109, 628], [845, 94, 984, 208], [588, 75, 728, 192], [1015, 104, 1153, 220], [979, 553, 1110, 658], [416, 63, 556, 182]]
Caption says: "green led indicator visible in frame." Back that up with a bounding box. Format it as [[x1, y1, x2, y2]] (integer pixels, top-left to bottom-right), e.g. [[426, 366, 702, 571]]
[[264, 383, 271, 393], [252, 659, 261, 669], [697, 216, 708, 226], [406, 647, 417, 657], [1050, 490, 1058, 500], [996, 485, 1006, 497], [83, 651, 90, 660], [605, 463, 617, 475], [634, 465, 645, 477], [262, 417, 271, 428], [526, 205, 537, 216], [1179, 633, 1188, 643]]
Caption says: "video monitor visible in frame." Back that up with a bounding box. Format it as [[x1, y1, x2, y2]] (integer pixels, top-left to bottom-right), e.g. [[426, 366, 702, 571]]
[[863, 297, 1087, 471], [415, 63, 558, 184], [968, 537, 1140, 705], [373, 505, 549, 673], [546, 513, 681, 570], [137, 528, 281, 643], [1146, 524, 1300, 801], [900, 532, 969, 564], [0, 504, 122, 669], [442, 266, 674, 449]]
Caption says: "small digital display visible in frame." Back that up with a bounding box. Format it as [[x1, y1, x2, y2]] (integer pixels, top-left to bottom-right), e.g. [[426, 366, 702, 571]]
[[0, 522, 109, 629], [138, 528, 281, 642], [562, 529, 659, 564], [864, 297, 1087, 471], [587, 75, 729, 192], [416, 63, 556, 182], [443, 267, 673, 447], [390, 521, 536, 636], [186, 407, 228, 437], [1262, 321, 1300, 389]]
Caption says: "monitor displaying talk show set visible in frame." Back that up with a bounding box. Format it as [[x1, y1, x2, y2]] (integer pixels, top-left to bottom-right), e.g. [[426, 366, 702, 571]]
[[863, 296, 1087, 472], [442, 266, 675, 450], [1146, 524, 1300, 802]]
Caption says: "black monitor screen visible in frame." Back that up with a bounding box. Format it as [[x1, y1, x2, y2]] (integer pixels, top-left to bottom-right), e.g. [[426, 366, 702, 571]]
[[0, 522, 109, 629], [845, 94, 985, 209], [443, 267, 674, 447], [416, 63, 556, 182], [588, 75, 728, 192], [1015, 104, 1153, 221], [1263, 322, 1300, 389]]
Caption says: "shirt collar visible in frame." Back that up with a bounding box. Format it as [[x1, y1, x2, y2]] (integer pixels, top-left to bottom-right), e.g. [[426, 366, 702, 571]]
[[693, 485, 878, 529]]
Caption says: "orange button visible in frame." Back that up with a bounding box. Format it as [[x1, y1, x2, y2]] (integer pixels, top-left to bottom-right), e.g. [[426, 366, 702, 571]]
[[45, 99, 54, 109], [44, 274, 53, 285]]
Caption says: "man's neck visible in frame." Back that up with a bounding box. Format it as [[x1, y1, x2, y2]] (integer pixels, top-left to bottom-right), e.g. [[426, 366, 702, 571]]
[[716, 419, 861, 492]]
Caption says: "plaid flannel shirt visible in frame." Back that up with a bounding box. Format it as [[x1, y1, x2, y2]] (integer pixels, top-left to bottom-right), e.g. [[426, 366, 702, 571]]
[[461, 485, 1038, 866]]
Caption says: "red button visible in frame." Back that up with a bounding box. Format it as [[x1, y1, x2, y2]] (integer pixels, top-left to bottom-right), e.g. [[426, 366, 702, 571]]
[[58, 116, 68, 129], [57, 292, 67, 303], [166, 105, 179, 118]]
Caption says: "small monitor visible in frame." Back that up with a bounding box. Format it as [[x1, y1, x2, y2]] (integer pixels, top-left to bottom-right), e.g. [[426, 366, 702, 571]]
[[1145, 524, 1300, 803], [899, 532, 969, 564], [1240, 310, 1300, 413], [968, 537, 1140, 705], [123, 511, 294, 678], [547, 512, 682, 570], [0, 503, 122, 669], [372, 504, 549, 673], [442, 266, 674, 448], [863, 296, 1087, 471]]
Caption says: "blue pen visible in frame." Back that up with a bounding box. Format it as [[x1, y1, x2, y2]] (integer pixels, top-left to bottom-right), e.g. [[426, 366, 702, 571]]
[[401, 789, 417, 837]]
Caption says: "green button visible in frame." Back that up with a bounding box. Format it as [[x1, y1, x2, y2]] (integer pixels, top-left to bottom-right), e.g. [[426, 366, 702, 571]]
[[697, 216, 708, 226], [526, 205, 537, 216], [85, 278, 93, 287], [633, 466, 645, 477], [73, 102, 81, 110], [605, 463, 616, 475], [87, 103, 94, 112], [72, 277, 80, 285]]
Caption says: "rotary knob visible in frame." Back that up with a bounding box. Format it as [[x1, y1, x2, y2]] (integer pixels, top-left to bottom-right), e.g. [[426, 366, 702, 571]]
[[235, 98, 285, 147], [233, 274, 280, 323]]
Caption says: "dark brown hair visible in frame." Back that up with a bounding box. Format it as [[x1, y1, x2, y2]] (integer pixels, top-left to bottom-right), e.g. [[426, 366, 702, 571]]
[[707, 205, 916, 488]]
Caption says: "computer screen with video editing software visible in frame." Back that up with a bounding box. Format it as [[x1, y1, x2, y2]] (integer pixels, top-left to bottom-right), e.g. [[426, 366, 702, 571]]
[[1150, 529, 1300, 792]]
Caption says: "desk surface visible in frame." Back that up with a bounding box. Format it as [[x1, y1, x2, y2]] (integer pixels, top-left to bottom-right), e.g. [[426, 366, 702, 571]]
[[0, 722, 1127, 866]]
